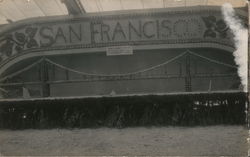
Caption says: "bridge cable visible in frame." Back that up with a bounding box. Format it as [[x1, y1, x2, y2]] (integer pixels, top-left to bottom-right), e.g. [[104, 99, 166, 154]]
[[187, 50, 237, 69], [45, 51, 188, 77], [0, 58, 44, 82], [0, 50, 237, 82]]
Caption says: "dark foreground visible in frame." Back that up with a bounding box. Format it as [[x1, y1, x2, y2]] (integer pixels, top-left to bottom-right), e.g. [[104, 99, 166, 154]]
[[0, 92, 247, 129], [0, 126, 247, 156]]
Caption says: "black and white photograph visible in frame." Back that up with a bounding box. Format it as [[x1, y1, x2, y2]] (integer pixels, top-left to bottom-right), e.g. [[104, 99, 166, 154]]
[[0, 0, 249, 156]]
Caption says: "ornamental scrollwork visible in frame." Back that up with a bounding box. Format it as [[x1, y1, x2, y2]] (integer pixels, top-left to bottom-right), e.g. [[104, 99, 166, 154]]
[[0, 27, 38, 62], [202, 16, 229, 39]]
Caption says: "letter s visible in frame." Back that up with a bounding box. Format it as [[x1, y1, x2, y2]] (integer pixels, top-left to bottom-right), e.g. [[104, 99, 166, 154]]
[[39, 26, 54, 47]]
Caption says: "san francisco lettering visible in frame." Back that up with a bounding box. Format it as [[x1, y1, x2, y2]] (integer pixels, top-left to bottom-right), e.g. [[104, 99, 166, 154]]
[[37, 18, 202, 47], [39, 24, 83, 47]]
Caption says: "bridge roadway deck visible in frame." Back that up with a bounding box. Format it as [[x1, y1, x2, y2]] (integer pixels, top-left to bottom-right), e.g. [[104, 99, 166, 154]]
[[0, 90, 245, 103]]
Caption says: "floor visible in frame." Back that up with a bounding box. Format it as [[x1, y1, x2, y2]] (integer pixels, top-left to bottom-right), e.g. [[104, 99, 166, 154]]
[[0, 126, 248, 156]]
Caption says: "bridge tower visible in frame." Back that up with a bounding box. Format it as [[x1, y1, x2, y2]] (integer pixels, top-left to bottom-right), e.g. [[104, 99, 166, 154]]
[[185, 51, 192, 92], [40, 58, 50, 97]]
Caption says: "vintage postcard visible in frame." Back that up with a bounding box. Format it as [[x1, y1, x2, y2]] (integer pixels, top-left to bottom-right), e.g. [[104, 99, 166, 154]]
[[0, 0, 249, 156]]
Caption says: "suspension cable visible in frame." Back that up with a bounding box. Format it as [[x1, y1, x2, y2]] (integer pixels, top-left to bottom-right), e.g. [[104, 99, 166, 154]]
[[187, 50, 237, 69], [0, 49, 238, 82], [45, 51, 187, 77], [0, 58, 44, 82]]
